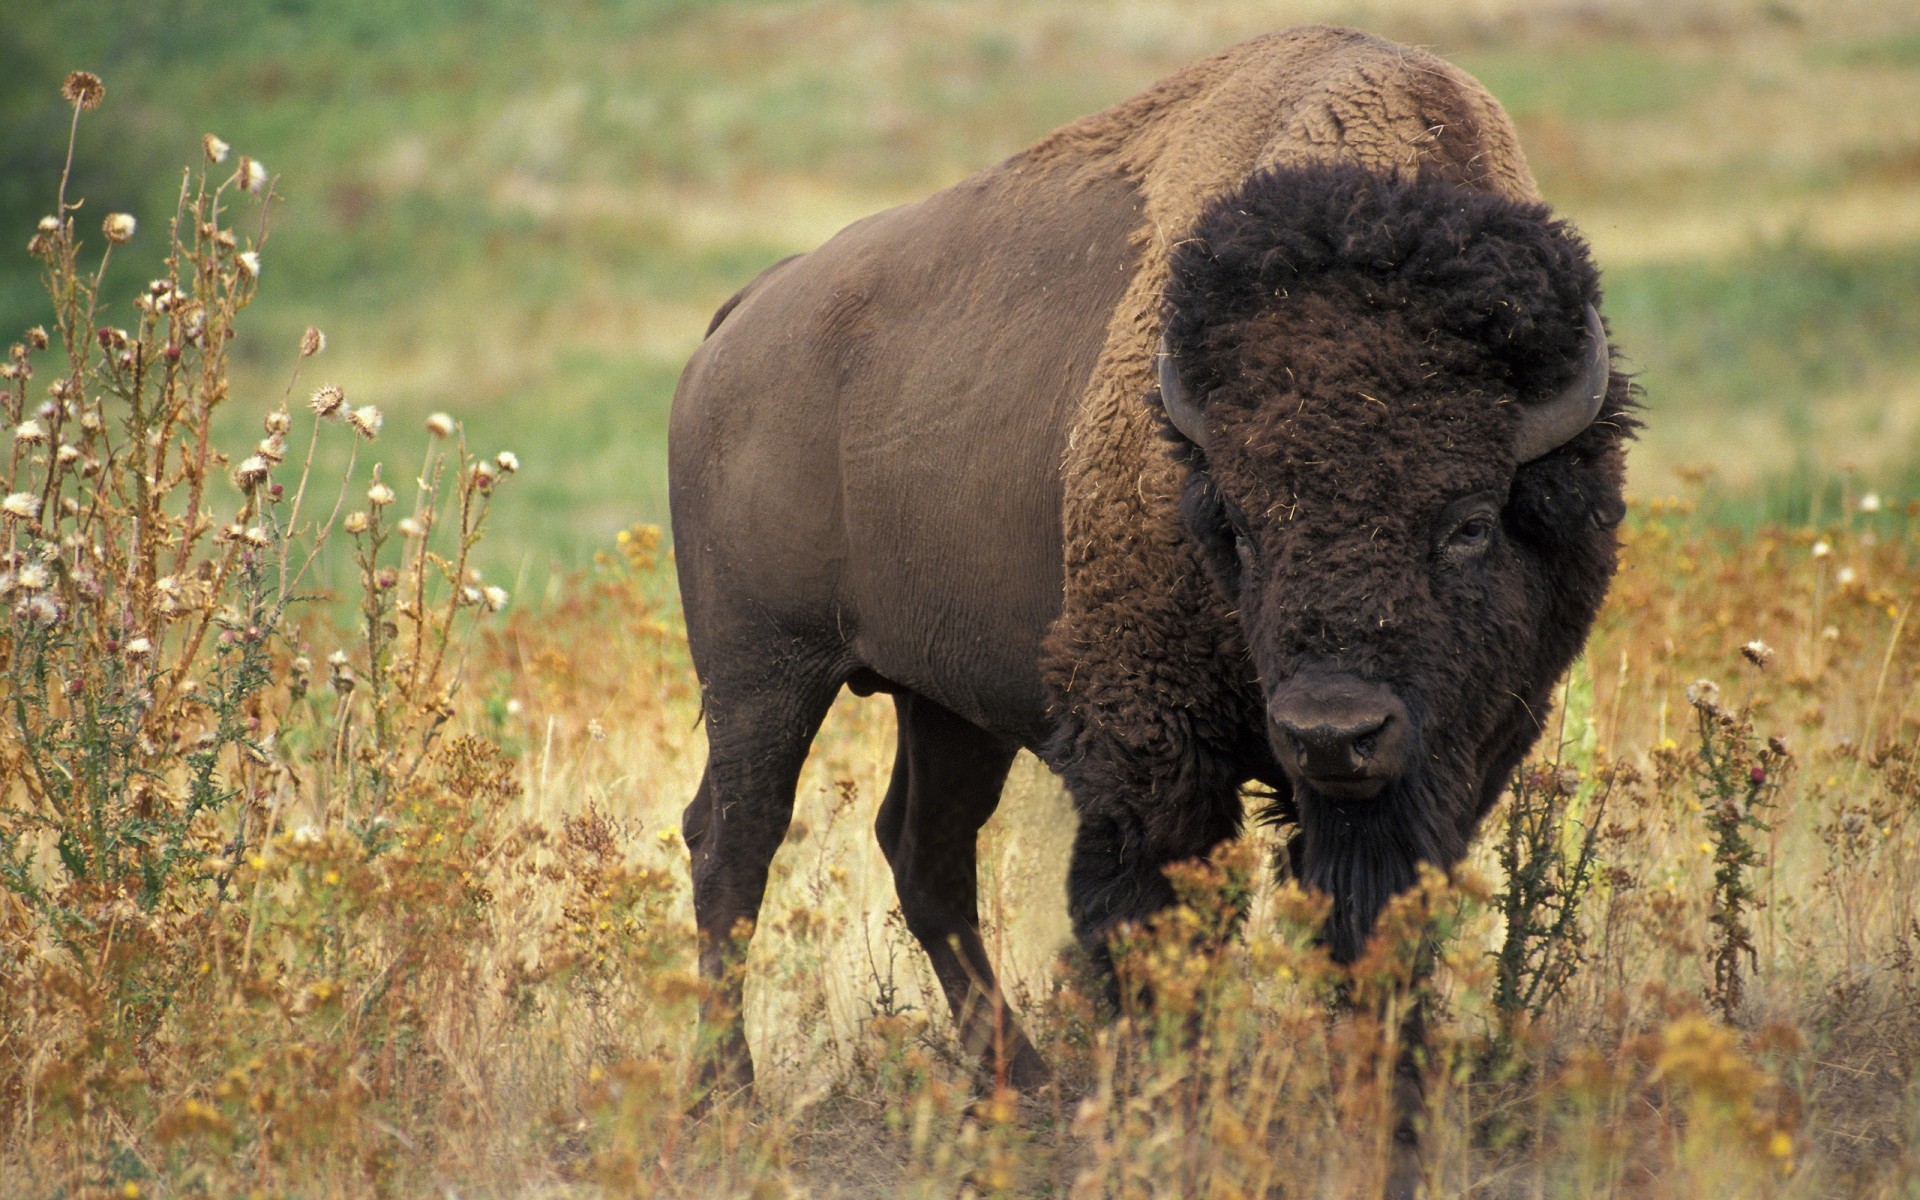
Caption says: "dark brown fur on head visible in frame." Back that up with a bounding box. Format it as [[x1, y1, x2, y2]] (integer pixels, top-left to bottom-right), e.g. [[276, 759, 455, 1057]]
[[1155, 163, 1634, 962]]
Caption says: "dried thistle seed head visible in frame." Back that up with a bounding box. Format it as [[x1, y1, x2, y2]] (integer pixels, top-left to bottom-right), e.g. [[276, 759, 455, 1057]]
[[233, 456, 271, 489], [343, 511, 370, 535], [482, 584, 509, 612], [125, 636, 153, 658], [367, 481, 395, 507], [346, 404, 382, 439], [62, 72, 105, 110], [57, 444, 78, 465], [1685, 678, 1722, 714], [1741, 640, 1775, 669], [15, 419, 47, 445], [102, 212, 136, 244], [14, 563, 49, 592], [309, 385, 345, 418], [1836, 566, 1858, 586], [236, 250, 260, 279], [15, 594, 59, 626], [424, 411, 455, 438], [237, 156, 269, 195], [1811, 540, 1832, 559], [1859, 492, 1882, 513], [26, 327, 48, 351], [397, 516, 424, 538], [299, 326, 325, 357], [242, 526, 270, 548], [471, 460, 496, 489], [36, 216, 59, 235], [256, 435, 285, 464], [495, 450, 519, 474], [263, 408, 291, 436], [203, 133, 230, 163], [2, 492, 41, 521]]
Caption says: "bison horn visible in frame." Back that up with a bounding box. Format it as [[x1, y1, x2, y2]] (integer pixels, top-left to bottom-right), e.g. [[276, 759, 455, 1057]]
[[1513, 304, 1610, 463], [1157, 333, 1210, 454]]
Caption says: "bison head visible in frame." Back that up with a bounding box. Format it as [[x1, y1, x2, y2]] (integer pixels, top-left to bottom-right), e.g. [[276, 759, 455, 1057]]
[[1157, 164, 1632, 963]]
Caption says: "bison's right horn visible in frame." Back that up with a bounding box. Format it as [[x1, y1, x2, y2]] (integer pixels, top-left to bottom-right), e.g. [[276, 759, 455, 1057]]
[[1513, 304, 1610, 463], [1157, 334, 1210, 454]]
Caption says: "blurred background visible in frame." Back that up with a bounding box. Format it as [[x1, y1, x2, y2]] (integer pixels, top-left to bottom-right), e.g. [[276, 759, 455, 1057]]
[[4, 0, 1918, 589]]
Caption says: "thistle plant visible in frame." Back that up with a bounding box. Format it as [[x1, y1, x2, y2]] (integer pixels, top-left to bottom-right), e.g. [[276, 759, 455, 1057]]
[[0, 72, 298, 946], [1493, 761, 1610, 1027], [1683, 678, 1789, 1024]]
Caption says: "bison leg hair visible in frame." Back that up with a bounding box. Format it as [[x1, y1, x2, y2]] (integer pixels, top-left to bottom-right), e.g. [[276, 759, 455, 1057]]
[[1058, 731, 1247, 1012], [874, 692, 1048, 1090], [682, 671, 841, 1098]]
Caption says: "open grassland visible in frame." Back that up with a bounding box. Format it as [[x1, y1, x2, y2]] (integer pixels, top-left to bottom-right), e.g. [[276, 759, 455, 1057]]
[[7, 0, 1920, 572], [2, 1, 1919, 1196]]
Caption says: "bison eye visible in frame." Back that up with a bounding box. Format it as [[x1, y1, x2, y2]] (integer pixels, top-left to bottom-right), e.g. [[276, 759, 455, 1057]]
[[1438, 495, 1502, 563], [1450, 516, 1494, 549]]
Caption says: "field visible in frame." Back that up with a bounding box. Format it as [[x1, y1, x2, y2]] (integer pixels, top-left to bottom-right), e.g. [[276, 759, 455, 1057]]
[[1, 0, 1918, 1196]]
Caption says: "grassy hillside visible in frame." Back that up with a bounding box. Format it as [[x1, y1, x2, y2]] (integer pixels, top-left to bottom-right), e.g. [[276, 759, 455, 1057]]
[[6, 0, 1920, 581]]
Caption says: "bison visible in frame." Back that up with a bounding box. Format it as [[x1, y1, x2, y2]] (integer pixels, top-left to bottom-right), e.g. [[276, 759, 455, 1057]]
[[669, 22, 1631, 1120]]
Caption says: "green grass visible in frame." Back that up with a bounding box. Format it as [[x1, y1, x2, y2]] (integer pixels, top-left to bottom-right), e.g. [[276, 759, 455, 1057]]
[[1452, 41, 1716, 123], [1608, 237, 1920, 422]]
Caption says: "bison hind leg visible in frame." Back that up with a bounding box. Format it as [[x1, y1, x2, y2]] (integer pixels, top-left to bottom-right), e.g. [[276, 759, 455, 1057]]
[[683, 668, 842, 1101], [875, 691, 1049, 1091]]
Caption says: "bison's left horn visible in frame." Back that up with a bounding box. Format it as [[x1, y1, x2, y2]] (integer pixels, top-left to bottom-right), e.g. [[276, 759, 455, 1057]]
[[1514, 304, 1610, 463], [1157, 334, 1210, 454]]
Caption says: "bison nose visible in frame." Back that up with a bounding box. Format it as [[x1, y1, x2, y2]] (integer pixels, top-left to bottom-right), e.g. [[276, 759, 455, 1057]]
[[1268, 676, 1412, 800]]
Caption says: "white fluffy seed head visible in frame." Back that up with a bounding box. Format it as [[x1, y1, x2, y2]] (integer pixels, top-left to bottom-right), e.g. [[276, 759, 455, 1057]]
[[346, 405, 383, 440]]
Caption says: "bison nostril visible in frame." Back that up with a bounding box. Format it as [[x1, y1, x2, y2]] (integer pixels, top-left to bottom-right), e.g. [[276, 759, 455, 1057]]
[[1353, 732, 1378, 759]]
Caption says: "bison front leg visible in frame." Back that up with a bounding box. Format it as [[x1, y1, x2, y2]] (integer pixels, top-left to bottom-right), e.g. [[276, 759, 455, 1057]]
[[1055, 727, 1247, 1011]]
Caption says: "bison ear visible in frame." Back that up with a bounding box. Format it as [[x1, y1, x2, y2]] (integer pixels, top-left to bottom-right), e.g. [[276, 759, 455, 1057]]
[[1513, 305, 1609, 463], [1157, 334, 1211, 455]]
